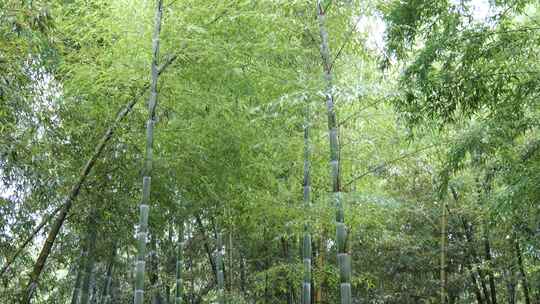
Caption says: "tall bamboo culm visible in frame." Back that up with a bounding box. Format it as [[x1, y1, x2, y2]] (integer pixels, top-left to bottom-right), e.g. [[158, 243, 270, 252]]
[[80, 211, 98, 304], [316, 1, 352, 303], [440, 201, 447, 304], [134, 1, 164, 303], [302, 96, 312, 304], [175, 222, 184, 304], [70, 250, 85, 304], [102, 246, 116, 304], [216, 233, 225, 304]]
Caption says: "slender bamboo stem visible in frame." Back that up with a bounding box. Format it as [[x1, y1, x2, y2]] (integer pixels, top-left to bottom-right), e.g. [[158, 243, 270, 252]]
[[449, 187, 484, 304], [227, 231, 233, 293], [195, 216, 218, 281], [80, 211, 98, 304], [134, 1, 164, 303], [302, 95, 312, 304], [175, 222, 184, 304], [477, 173, 497, 304], [483, 227, 497, 304], [70, 250, 86, 304], [216, 233, 225, 304], [70, 269, 83, 304], [317, 1, 352, 303], [101, 246, 116, 304], [440, 201, 447, 304], [515, 236, 531, 304], [149, 236, 163, 304]]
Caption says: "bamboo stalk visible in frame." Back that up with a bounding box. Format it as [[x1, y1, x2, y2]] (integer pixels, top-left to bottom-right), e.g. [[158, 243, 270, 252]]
[[440, 201, 447, 304], [149, 236, 164, 304], [449, 187, 484, 304], [70, 250, 86, 304], [175, 222, 184, 304], [195, 216, 218, 281], [70, 268, 83, 304], [515, 236, 531, 304], [80, 210, 98, 304], [316, 1, 352, 303], [101, 246, 116, 304], [133, 1, 164, 303], [302, 94, 312, 304], [216, 233, 225, 304]]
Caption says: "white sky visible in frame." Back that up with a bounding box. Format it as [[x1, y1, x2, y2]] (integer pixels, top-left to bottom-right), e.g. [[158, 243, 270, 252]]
[[468, 0, 492, 21], [359, 0, 493, 53]]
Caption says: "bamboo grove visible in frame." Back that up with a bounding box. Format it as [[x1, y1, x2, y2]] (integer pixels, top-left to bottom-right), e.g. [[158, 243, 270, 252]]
[[1, 0, 540, 303]]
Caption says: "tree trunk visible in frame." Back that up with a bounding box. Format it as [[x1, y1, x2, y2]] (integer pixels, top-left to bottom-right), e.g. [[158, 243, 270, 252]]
[[90, 272, 98, 304], [465, 225, 491, 304], [441, 201, 447, 304], [264, 270, 269, 304], [227, 232, 233, 293], [149, 237, 164, 304], [70, 269, 83, 304], [483, 225, 497, 304], [504, 269, 516, 304], [189, 248, 195, 304], [216, 233, 225, 304], [134, 1, 164, 303], [263, 226, 269, 304], [281, 235, 294, 304], [535, 281, 540, 304], [100, 245, 116, 304], [175, 222, 184, 304], [71, 250, 86, 304], [302, 90, 312, 304], [80, 211, 99, 304], [317, 2, 352, 303], [478, 173, 497, 304], [515, 237, 531, 304], [450, 187, 485, 304], [240, 253, 246, 296], [466, 262, 485, 304], [194, 215, 218, 282]]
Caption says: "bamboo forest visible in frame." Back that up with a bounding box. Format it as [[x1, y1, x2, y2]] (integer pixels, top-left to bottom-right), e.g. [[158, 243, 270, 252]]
[[1, 0, 540, 303]]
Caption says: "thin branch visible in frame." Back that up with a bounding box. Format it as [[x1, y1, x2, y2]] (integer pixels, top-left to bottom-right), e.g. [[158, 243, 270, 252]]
[[165, 0, 179, 9], [317, 99, 387, 141], [331, 14, 365, 70], [345, 142, 441, 186], [338, 99, 386, 127], [0, 205, 62, 278]]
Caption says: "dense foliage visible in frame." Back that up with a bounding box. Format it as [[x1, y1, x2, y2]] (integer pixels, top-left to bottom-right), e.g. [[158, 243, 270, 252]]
[[1, 0, 539, 303]]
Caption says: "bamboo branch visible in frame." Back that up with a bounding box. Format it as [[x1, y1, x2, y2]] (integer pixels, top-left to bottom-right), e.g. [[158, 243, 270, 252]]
[[0, 204, 62, 278], [345, 143, 440, 187]]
